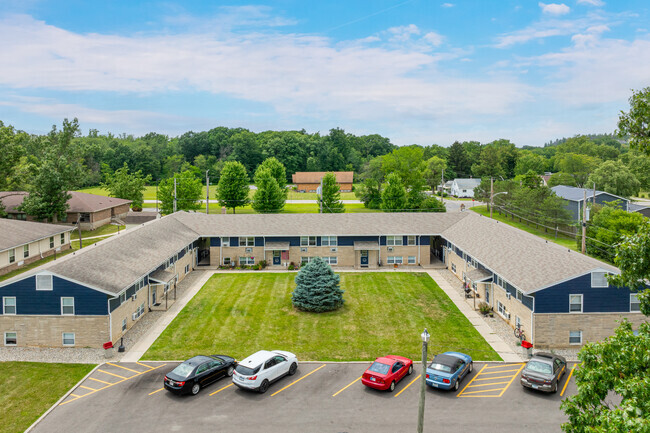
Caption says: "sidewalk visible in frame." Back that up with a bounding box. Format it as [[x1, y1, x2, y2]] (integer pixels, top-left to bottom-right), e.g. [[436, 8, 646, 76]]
[[426, 270, 522, 362]]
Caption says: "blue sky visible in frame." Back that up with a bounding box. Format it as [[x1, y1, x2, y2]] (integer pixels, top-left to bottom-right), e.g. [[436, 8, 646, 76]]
[[0, 0, 648, 146]]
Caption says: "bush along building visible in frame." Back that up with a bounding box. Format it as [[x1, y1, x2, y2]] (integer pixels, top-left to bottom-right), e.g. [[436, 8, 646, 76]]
[[0, 211, 644, 349]]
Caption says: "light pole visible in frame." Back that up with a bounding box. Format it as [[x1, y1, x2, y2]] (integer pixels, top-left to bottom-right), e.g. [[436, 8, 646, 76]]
[[418, 328, 430, 433]]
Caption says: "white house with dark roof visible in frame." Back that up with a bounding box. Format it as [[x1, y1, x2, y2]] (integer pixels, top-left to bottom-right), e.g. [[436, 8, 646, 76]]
[[450, 179, 481, 198]]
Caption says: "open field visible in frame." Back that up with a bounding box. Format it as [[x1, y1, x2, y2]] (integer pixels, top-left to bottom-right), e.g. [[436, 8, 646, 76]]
[[144, 272, 500, 362], [70, 224, 125, 240], [0, 362, 95, 433]]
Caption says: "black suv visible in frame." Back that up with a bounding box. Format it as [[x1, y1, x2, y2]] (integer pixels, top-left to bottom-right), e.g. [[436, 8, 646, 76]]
[[520, 352, 566, 393]]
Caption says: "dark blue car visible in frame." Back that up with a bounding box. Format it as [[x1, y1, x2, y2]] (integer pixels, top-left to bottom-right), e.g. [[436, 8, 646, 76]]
[[425, 351, 473, 391]]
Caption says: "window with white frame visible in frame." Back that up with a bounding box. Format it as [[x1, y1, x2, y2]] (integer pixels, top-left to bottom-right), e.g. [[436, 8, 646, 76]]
[[221, 237, 230, 247], [8, 248, 15, 264], [3, 297, 16, 315], [497, 301, 506, 317], [36, 275, 53, 291], [451, 263, 456, 273], [569, 330, 582, 345], [4, 332, 17, 346], [61, 297, 75, 315], [516, 290, 523, 302], [300, 236, 317, 247], [630, 294, 641, 312], [239, 257, 255, 265], [321, 236, 337, 246], [515, 316, 521, 328], [23, 244, 29, 258], [407, 236, 416, 246], [386, 236, 403, 246], [135, 303, 145, 319], [185, 264, 190, 274], [322, 257, 338, 265], [301, 256, 312, 264], [61, 233, 65, 245], [569, 294, 583, 313], [239, 237, 255, 247], [591, 272, 608, 288], [408, 256, 416, 264], [62, 332, 75, 346], [387, 256, 403, 264], [122, 318, 127, 331], [49, 237, 54, 248], [223, 257, 231, 266]]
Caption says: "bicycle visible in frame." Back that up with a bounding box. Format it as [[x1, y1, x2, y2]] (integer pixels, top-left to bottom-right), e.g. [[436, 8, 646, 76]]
[[514, 323, 526, 341]]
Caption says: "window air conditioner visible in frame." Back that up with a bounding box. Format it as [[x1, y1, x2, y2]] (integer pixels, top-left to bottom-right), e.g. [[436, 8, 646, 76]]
[[505, 293, 511, 300], [300, 247, 308, 252], [506, 312, 511, 320], [387, 246, 394, 252], [132, 312, 137, 320], [245, 248, 253, 253], [330, 248, 337, 252], [132, 294, 137, 301]]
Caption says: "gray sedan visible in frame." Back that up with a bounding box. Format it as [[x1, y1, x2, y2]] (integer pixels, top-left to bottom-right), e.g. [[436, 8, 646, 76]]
[[520, 352, 567, 393]]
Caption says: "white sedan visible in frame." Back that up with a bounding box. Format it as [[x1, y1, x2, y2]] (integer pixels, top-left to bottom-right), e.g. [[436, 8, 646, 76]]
[[232, 350, 298, 393]]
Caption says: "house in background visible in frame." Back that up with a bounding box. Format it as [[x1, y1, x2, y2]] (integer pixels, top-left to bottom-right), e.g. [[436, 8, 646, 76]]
[[0, 219, 73, 276], [450, 179, 481, 198], [629, 203, 650, 218], [550, 185, 630, 221], [292, 172, 354, 193], [0, 191, 131, 230]]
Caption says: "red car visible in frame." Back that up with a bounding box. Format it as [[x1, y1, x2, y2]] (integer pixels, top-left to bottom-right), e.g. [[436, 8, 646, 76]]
[[362, 355, 413, 392]]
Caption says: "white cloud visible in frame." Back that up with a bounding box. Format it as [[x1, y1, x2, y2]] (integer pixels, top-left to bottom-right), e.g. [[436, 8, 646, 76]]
[[494, 14, 605, 47], [577, 0, 604, 6], [441, 3, 454, 8], [538, 3, 571, 15]]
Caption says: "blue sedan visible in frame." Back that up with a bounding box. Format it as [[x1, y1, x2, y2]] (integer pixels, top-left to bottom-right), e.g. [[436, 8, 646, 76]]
[[425, 351, 473, 391]]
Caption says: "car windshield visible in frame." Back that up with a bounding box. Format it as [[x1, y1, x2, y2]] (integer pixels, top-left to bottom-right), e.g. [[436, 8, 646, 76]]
[[428, 362, 452, 373], [526, 361, 553, 375], [236, 364, 261, 376], [368, 362, 390, 375], [171, 363, 195, 378]]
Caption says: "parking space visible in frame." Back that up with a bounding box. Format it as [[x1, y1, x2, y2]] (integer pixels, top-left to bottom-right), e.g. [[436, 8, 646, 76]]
[[33, 361, 578, 433]]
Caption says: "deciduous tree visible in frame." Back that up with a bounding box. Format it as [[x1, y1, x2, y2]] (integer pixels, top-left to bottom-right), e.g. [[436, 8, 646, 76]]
[[588, 160, 640, 198], [251, 167, 285, 213], [381, 173, 407, 212], [617, 86, 650, 155], [215, 161, 250, 214], [159, 170, 202, 214], [101, 163, 152, 209]]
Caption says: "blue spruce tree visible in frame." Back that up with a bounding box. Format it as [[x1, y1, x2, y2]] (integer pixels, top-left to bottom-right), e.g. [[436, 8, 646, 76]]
[[292, 257, 345, 312]]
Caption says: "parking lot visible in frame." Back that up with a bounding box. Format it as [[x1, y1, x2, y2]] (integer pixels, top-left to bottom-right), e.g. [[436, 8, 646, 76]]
[[33, 361, 577, 433]]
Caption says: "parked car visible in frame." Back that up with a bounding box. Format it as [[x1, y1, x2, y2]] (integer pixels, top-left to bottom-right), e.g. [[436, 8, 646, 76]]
[[425, 351, 473, 391], [520, 352, 566, 393], [232, 350, 298, 393], [361, 355, 413, 392], [164, 354, 237, 395]]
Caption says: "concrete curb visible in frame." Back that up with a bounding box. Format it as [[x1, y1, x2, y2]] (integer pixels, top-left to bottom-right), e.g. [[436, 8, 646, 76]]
[[137, 360, 521, 364], [25, 364, 101, 433]]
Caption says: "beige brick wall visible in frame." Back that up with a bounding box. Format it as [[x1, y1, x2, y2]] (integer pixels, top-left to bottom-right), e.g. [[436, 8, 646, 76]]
[[0, 315, 109, 348], [0, 235, 71, 275], [533, 313, 648, 349], [492, 284, 533, 340], [110, 286, 148, 342]]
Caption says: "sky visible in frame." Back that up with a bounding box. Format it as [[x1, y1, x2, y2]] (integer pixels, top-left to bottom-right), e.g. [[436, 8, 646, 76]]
[[0, 0, 649, 147]]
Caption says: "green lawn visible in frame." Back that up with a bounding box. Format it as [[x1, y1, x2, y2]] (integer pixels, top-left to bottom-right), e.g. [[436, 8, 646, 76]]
[[0, 362, 95, 433], [471, 205, 577, 251], [144, 273, 500, 362], [142, 202, 379, 214], [70, 224, 125, 240]]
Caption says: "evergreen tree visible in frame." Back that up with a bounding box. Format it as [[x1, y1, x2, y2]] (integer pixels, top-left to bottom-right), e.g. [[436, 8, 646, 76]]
[[320, 172, 345, 213], [158, 170, 203, 214], [292, 257, 344, 312], [447, 141, 471, 178], [381, 173, 407, 212], [215, 161, 250, 213], [252, 167, 285, 213], [101, 162, 152, 209]]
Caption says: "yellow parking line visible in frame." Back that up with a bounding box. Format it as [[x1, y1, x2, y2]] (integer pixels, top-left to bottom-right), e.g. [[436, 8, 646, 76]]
[[88, 377, 112, 385], [484, 363, 524, 369], [480, 368, 521, 374], [107, 362, 141, 374], [394, 375, 420, 398], [459, 388, 505, 395], [79, 385, 97, 391], [210, 383, 234, 396], [458, 394, 503, 398], [332, 376, 362, 397], [271, 364, 326, 397], [148, 388, 165, 396], [457, 364, 487, 396], [70, 394, 82, 398], [136, 361, 155, 370], [560, 364, 576, 397], [472, 375, 516, 381], [466, 381, 510, 388], [497, 364, 525, 397], [97, 369, 127, 380]]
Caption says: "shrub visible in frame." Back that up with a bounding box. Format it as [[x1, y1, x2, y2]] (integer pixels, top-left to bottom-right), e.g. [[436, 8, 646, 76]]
[[292, 257, 344, 312], [288, 262, 295, 270], [258, 260, 267, 269], [131, 206, 142, 212], [478, 302, 491, 315]]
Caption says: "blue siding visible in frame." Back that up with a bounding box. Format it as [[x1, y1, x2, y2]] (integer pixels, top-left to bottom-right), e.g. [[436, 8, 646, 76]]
[[178, 248, 186, 259], [534, 273, 635, 313], [338, 236, 379, 247], [380, 236, 386, 246], [230, 237, 239, 247], [210, 237, 220, 247], [0, 276, 107, 316], [266, 236, 301, 246], [255, 237, 265, 247], [420, 236, 431, 246], [522, 295, 534, 310]]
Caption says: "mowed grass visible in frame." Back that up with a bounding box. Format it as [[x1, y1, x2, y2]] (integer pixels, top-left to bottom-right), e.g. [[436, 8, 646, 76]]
[[141, 202, 379, 214], [0, 362, 95, 433], [144, 273, 500, 362]]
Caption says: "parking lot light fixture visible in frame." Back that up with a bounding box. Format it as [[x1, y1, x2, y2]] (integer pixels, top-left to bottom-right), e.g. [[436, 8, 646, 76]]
[[418, 328, 430, 433]]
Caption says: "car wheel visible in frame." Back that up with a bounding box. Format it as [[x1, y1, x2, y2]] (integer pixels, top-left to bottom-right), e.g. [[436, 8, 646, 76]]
[[289, 362, 298, 376], [191, 383, 201, 395], [453, 380, 459, 391], [227, 366, 234, 377], [552, 381, 558, 393], [469, 362, 473, 373], [259, 380, 270, 394], [389, 381, 396, 392], [407, 365, 413, 375]]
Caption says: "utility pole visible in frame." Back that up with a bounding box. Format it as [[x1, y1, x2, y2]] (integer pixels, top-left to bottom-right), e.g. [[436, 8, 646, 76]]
[[489, 177, 494, 219], [592, 182, 596, 207], [441, 168, 444, 196], [581, 190, 587, 254], [173, 177, 177, 213], [417, 328, 430, 433], [156, 182, 159, 214], [319, 176, 323, 214], [206, 170, 210, 215], [76, 214, 83, 249]]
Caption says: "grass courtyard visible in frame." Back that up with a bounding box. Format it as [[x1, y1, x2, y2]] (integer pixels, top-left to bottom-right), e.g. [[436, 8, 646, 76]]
[[144, 272, 500, 362], [0, 362, 95, 433]]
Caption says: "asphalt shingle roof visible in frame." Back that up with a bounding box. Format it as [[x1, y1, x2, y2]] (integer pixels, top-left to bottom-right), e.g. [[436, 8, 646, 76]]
[[453, 179, 481, 189], [0, 219, 73, 252], [550, 185, 627, 203], [0, 191, 131, 214]]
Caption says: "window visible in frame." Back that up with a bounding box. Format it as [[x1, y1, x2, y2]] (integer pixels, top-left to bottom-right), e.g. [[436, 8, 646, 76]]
[[631, 294, 641, 312], [322, 257, 338, 265], [120, 292, 127, 304], [386, 236, 403, 246], [49, 237, 54, 248], [569, 331, 582, 345], [300, 236, 317, 247], [591, 272, 608, 288], [407, 236, 416, 246], [239, 257, 254, 265], [61, 297, 75, 315], [3, 297, 16, 315], [185, 264, 190, 274], [36, 275, 53, 291], [134, 303, 145, 319], [497, 301, 506, 317], [4, 332, 17, 346], [223, 257, 231, 266], [8, 249, 15, 264], [62, 333, 75, 346], [451, 263, 456, 273], [23, 245, 29, 258], [515, 316, 521, 328], [569, 294, 583, 313], [387, 256, 403, 264], [321, 236, 337, 246], [516, 290, 523, 302], [301, 257, 312, 264], [122, 318, 127, 332], [61, 233, 65, 245], [79, 212, 91, 222], [221, 237, 230, 247], [408, 256, 416, 264], [239, 237, 255, 247]]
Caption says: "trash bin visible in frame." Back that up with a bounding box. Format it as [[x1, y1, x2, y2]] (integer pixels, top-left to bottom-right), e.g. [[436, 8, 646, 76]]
[[103, 341, 114, 359], [521, 340, 533, 358]]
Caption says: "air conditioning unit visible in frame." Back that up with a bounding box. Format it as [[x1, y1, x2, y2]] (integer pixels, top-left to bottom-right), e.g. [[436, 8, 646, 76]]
[[506, 312, 511, 320], [132, 294, 137, 301], [330, 248, 337, 252], [300, 247, 308, 252], [387, 247, 394, 252], [132, 312, 137, 320], [505, 293, 511, 300], [245, 248, 253, 253]]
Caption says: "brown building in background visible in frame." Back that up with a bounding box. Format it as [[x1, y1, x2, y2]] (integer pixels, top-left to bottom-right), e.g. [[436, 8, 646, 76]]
[[291, 171, 354, 193]]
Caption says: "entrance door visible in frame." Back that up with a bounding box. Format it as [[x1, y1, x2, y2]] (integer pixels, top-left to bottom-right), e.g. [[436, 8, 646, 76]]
[[360, 250, 369, 267], [485, 283, 490, 305], [152, 287, 157, 305], [273, 251, 281, 265]]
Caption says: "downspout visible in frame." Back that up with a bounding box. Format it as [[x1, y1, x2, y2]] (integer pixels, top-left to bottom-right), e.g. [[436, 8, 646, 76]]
[[378, 235, 381, 266], [107, 298, 113, 343], [531, 296, 535, 344], [418, 235, 421, 265], [220, 237, 223, 266]]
